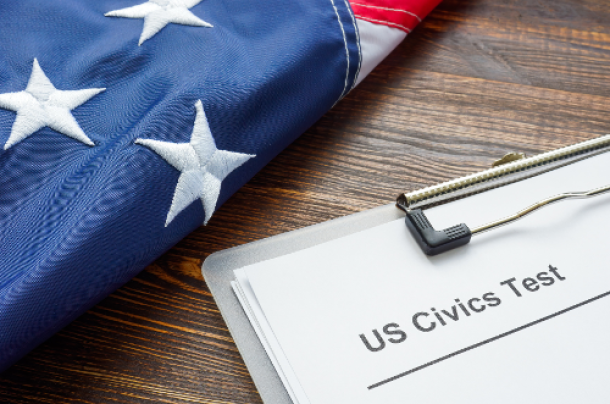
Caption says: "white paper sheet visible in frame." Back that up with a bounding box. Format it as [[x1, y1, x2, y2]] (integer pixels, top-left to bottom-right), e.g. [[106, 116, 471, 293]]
[[231, 274, 310, 404], [235, 151, 610, 404]]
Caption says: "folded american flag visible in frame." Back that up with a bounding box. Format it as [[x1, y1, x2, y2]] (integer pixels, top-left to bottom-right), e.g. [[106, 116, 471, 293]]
[[0, 0, 440, 370]]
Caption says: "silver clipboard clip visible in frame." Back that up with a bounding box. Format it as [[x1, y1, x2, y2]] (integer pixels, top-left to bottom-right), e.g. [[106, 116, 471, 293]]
[[397, 135, 610, 256]]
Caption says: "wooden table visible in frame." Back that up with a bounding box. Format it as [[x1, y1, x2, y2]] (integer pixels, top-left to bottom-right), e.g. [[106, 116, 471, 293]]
[[2, 0, 610, 402]]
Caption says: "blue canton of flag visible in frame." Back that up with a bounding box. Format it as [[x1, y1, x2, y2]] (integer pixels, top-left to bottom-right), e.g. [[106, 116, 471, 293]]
[[0, 0, 360, 370]]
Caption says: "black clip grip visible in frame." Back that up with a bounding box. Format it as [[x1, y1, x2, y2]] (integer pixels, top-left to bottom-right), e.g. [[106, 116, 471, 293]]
[[405, 209, 472, 256]]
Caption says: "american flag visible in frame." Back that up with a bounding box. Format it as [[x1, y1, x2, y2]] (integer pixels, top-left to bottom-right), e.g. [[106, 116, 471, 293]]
[[0, 0, 440, 370]]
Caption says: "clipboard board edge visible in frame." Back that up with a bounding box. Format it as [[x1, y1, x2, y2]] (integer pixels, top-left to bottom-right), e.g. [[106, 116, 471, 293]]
[[202, 204, 402, 404]]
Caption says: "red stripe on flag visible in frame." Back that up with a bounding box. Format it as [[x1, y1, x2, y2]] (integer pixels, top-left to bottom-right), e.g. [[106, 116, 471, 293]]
[[349, 0, 442, 33]]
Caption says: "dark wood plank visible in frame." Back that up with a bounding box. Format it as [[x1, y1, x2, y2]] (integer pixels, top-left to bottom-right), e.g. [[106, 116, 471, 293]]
[[2, 0, 610, 402]]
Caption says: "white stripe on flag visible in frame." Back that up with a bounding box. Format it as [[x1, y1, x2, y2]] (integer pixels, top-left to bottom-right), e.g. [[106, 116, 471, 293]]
[[354, 18, 406, 85]]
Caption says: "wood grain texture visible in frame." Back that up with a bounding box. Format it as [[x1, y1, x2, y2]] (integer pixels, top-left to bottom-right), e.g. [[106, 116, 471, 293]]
[[2, 0, 610, 402]]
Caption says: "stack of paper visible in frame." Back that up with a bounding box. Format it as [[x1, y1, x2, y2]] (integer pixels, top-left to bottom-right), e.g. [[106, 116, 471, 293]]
[[233, 151, 610, 404]]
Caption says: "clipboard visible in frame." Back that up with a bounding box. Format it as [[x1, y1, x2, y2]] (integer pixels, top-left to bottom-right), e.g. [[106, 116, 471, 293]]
[[201, 134, 610, 404]]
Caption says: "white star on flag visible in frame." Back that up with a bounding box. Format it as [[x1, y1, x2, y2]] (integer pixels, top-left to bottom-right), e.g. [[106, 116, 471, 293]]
[[136, 100, 254, 226], [0, 59, 105, 150], [105, 0, 212, 46]]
